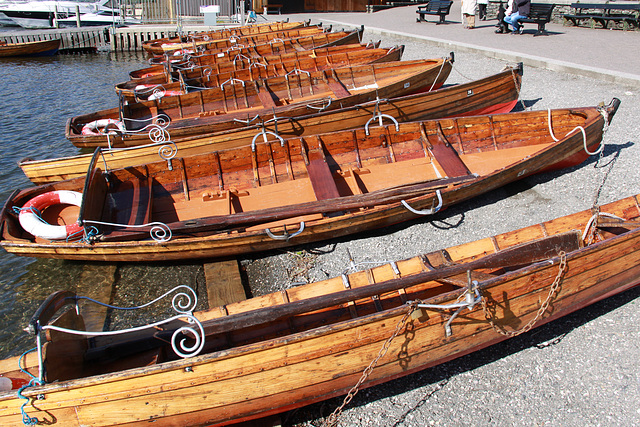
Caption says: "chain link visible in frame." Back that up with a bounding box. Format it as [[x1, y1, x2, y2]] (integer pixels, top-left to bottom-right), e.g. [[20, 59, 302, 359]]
[[322, 301, 420, 427], [482, 251, 567, 337]]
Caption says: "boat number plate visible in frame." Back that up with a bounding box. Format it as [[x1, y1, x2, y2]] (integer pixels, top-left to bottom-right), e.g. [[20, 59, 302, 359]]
[[404, 82, 410, 89], [467, 89, 474, 96]]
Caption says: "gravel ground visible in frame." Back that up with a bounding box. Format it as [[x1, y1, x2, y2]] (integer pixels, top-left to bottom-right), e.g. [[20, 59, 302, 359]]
[[238, 29, 640, 427]]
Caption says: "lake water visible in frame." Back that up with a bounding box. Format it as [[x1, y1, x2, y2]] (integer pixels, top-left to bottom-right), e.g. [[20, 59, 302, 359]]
[[0, 49, 208, 359]]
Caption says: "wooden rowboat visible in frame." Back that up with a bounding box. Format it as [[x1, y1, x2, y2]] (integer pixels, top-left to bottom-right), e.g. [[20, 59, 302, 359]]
[[65, 57, 454, 148], [0, 39, 60, 57], [116, 45, 405, 102], [141, 20, 311, 55], [130, 41, 382, 81], [1, 188, 639, 426], [146, 27, 364, 65], [1, 100, 619, 261], [143, 22, 321, 56], [22, 63, 521, 185]]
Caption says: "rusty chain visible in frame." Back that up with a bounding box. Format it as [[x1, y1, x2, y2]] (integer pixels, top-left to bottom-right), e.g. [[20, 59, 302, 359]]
[[482, 251, 567, 337], [322, 301, 420, 427]]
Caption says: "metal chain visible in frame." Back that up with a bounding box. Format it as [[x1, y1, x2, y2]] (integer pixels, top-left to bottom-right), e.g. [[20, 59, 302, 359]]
[[482, 251, 567, 337], [509, 67, 527, 111], [585, 113, 618, 245], [322, 301, 420, 427]]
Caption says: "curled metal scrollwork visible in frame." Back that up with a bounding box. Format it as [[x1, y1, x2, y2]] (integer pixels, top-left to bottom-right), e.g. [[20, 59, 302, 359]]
[[171, 315, 206, 358]]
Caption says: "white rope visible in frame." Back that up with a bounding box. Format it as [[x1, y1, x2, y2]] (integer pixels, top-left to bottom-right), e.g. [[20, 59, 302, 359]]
[[547, 109, 602, 155]]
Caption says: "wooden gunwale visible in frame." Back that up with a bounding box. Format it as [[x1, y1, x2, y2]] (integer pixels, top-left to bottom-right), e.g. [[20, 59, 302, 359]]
[[2, 102, 618, 262], [1, 195, 639, 425]]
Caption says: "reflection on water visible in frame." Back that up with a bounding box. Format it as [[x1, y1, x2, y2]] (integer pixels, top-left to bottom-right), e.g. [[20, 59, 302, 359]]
[[0, 51, 212, 359]]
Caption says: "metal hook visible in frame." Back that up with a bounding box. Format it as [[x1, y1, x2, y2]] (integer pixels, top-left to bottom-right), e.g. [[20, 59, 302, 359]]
[[285, 68, 310, 81], [306, 97, 332, 112], [265, 222, 305, 241], [221, 77, 245, 90], [251, 129, 285, 151], [365, 113, 399, 136], [401, 190, 443, 215]]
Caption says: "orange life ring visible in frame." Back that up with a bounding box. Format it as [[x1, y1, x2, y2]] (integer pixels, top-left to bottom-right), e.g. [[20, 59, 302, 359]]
[[81, 119, 125, 136], [18, 190, 84, 240]]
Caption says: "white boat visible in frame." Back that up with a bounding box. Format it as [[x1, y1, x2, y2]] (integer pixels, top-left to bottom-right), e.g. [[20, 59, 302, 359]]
[[57, 8, 140, 27], [0, 0, 111, 29]]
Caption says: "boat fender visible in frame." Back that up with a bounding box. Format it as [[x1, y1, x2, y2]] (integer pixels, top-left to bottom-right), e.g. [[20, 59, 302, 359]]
[[0, 376, 29, 391], [81, 119, 125, 136], [147, 90, 184, 101], [18, 190, 84, 240]]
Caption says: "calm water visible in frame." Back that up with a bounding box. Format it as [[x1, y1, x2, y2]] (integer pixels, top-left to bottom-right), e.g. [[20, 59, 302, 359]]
[[0, 49, 200, 359]]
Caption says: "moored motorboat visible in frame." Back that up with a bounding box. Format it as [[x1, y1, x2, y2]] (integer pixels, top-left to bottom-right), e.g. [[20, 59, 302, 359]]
[[22, 63, 520, 184], [1, 99, 620, 262], [0, 185, 638, 425], [65, 57, 454, 148]]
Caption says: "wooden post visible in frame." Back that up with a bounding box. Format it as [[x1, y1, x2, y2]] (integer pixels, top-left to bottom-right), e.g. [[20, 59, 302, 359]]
[[76, 5, 81, 28]]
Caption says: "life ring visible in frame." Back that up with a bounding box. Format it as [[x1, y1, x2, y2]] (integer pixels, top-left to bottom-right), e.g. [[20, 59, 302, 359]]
[[18, 190, 84, 240], [81, 119, 125, 136]]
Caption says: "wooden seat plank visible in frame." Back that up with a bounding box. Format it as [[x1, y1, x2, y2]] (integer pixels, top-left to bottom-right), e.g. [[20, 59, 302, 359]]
[[305, 137, 341, 201], [426, 124, 472, 178]]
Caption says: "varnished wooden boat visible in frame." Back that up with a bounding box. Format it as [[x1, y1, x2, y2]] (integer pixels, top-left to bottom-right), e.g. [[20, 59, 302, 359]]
[[116, 45, 405, 102], [0, 39, 60, 57], [1, 100, 620, 261], [22, 63, 521, 184], [1, 188, 639, 426], [65, 57, 454, 148], [146, 27, 364, 65], [141, 20, 311, 55], [130, 41, 382, 81], [145, 25, 329, 57]]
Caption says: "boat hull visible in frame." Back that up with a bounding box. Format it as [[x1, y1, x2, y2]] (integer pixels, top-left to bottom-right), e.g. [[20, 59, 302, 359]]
[[0, 193, 639, 426], [1, 101, 620, 262], [0, 39, 60, 57]]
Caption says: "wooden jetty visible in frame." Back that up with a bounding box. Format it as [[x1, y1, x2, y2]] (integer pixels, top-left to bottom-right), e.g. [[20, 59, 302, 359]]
[[0, 24, 238, 53]]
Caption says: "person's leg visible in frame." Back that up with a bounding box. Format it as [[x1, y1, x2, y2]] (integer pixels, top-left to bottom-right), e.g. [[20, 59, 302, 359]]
[[506, 12, 522, 32], [513, 14, 526, 32]]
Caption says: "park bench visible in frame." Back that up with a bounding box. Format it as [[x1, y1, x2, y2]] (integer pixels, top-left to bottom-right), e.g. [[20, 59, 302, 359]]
[[416, 0, 453, 24], [264, 2, 282, 14], [563, 3, 640, 30], [519, 3, 555, 36]]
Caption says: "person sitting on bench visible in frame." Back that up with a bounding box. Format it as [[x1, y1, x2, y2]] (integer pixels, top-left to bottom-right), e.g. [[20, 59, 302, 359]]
[[495, 0, 515, 33], [504, 0, 530, 34]]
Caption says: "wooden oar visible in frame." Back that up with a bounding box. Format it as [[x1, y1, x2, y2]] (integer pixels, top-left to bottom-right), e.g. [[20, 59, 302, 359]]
[[99, 174, 478, 242]]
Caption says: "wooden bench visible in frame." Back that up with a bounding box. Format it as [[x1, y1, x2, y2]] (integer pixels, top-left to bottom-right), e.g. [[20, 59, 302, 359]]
[[416, 0, 453, 24], [519, 3, 556, 36], [563, 3, 640, 30], [264, 2, 282, 14]]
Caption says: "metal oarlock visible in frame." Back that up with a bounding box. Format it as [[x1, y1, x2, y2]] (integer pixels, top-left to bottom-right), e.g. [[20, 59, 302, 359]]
[[401, 190, 443, 216], [265, 222, 305, 241]]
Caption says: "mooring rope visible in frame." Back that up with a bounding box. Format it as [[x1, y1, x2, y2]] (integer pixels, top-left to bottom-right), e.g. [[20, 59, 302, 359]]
[[16, 348, 42, 426]]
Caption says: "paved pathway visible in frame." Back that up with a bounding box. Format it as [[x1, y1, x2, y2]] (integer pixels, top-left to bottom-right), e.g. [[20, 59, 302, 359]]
[[280, 4, 640, 87]]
